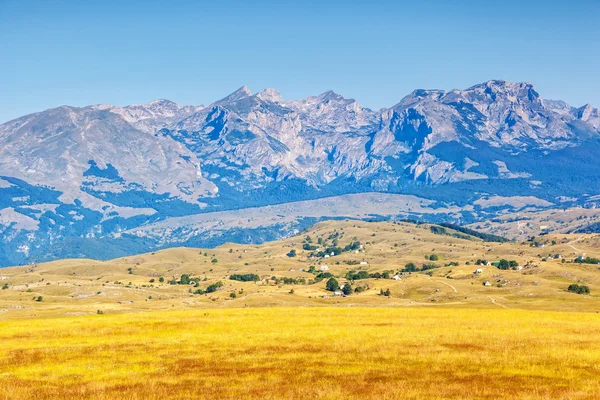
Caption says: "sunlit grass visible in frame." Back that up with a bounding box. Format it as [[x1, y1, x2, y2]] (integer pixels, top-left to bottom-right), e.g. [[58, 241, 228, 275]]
[[1, 308, 599, 399]]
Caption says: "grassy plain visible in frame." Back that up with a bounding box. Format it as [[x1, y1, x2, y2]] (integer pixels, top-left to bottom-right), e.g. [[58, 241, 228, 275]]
[[2, 220, 600, 399], [1, 307, 600, 400]]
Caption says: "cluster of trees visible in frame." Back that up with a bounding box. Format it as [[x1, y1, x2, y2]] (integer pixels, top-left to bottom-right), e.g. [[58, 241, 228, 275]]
[[193, 281, 223, 295], [379, 288, 391, 297], [401, 262, 440, 273], [271, 277, 307, 285], [313, 271, 333, 282], [568, 284, 590, 294], [574, 257, 600, 265], [168, 274, 198, 285], [303, 243, 318, 250], [343, 241, 362, 252], [325, 277, 354, 295], [303, 233, 363, 258], [420, 263, 440, 271], [475, 259, 519, 270], [437, 223, 509, 243], [229, 273, 260, 282], [345, 270, 397, 280], [496, 259, 519, 270], [302, 235, 318, 251]]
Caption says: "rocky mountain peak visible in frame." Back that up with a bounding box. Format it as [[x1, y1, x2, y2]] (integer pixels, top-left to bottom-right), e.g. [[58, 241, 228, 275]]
[[215, 86, 253, 105], [256, 88, 282, 103]]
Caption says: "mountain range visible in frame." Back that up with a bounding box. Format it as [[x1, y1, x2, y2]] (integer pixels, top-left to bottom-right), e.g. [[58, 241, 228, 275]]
[[1, 79, 600, 266]]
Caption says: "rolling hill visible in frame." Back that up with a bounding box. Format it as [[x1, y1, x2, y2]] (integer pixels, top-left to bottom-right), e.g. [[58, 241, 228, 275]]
[[1, 220, 599, 320]]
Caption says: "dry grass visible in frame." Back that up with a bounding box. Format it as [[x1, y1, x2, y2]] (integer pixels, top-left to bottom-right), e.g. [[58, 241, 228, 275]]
[[1, 307, 599, 399]]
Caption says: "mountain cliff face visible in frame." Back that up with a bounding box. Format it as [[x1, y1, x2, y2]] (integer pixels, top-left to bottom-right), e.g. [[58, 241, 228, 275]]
[[1, 80, 599, 266]]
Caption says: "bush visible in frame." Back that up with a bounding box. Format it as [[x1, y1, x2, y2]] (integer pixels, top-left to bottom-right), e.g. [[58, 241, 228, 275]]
[[1, 283, 8, 290], [568, 284, 590, 294], [287, 249, 297, 257]]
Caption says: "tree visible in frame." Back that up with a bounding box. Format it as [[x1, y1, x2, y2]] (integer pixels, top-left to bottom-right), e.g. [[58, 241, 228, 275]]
[[325, 277, 339, 292], [429, 254, 439, 261], [342, 283, 352, 296], [403, 262, 417, 272], [229, 292, 237, 299], [180, 274, 191, 285], [1, 283, 8, 290], [159, 277, 165, 283], [287, 249, 297, 257], [211, 258, 218, 263], [36, 296, 43, 302]]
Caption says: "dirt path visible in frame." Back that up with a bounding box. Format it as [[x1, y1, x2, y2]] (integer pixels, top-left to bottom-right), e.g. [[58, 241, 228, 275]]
[[567, 235, 585, 253], [517, 220, 525, 236], [486, 295, 509, 309], [438, 280, 457, 293]]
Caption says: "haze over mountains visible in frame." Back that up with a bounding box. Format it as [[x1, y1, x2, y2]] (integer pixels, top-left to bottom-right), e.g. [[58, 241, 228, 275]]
[[1, 80, 600, 266]]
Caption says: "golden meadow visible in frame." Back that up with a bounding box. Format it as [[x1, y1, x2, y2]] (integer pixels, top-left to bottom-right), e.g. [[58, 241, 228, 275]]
[[1, 307, 599, 399]]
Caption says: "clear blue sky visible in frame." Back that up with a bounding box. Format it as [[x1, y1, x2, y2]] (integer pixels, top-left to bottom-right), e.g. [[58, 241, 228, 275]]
[[1, 0, 599, 123]]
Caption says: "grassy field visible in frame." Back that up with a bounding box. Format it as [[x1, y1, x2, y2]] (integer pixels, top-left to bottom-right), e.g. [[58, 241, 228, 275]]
[[2, 221, 600, 398], [1, 307, 599, 399]]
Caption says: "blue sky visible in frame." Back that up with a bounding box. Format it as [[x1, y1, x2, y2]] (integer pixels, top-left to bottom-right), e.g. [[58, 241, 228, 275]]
[[1, 0, 599, 123]]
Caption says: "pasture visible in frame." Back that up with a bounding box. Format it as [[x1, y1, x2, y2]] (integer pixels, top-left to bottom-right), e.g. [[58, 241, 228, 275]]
[[1, 307, 599, 399]]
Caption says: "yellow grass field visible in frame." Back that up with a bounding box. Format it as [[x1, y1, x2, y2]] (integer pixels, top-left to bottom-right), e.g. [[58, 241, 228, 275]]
[[1, 307, 600, 400]]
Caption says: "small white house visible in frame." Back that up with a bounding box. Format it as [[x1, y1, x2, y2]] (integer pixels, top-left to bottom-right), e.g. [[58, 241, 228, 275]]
[[330, 252, 335, 256], [515, 265, 523, 271], [333, 291, 343, 297], [354, 250, 359, 254], [474, 268, 483, 274], [0, 276, 8, 281], [359, 244, 364, 249], [324, 254, 330, 258], [393, 275, 401, 281], [360, 261, 368, 265], [320, 265, 329, 271], [483, 281, 492, 287]]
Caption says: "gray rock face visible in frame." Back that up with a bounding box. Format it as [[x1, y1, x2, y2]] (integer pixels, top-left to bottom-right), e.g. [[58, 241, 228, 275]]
[[0, 79, 599, 266]]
